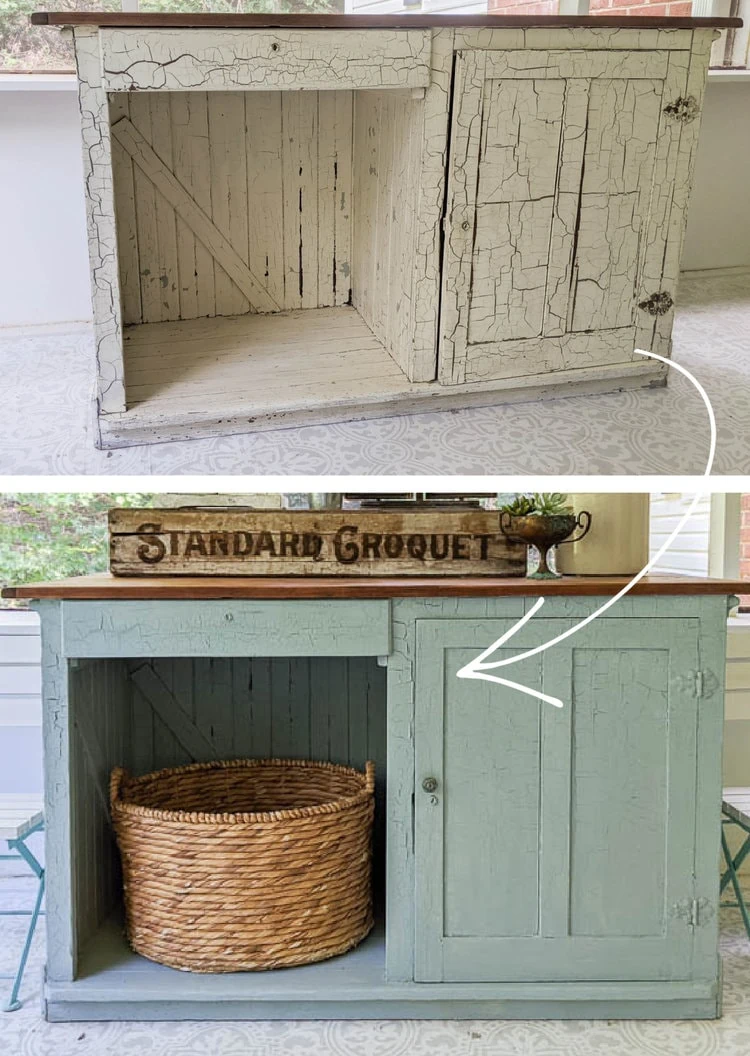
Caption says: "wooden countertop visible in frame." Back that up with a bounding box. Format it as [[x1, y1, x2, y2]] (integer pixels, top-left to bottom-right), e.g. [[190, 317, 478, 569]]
[[2, 573, 746, 601], [31, 13, 742, 30]]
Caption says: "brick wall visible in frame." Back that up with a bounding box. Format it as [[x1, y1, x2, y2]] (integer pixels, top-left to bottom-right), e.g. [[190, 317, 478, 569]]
[[487, 1, 558, 12], [487, 0, 693, 12], [588, 0, 693, 14]]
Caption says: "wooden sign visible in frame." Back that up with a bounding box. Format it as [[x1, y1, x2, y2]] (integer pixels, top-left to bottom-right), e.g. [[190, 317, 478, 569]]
[[108, 508, 526, 577]]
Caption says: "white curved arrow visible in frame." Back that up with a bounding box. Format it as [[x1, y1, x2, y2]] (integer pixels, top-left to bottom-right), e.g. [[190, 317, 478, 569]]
[[457, 349, 717, 708]]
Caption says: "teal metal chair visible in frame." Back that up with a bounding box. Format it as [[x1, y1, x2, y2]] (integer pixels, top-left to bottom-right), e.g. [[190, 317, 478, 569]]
[[721, 787, 750, 940], [0, 797, 45, 1012]]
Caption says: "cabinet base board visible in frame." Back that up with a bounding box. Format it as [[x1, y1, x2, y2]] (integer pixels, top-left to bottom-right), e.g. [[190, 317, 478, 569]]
[[44, 917, 719, 1021], [97, 307, 666, 448], [45, 997, 720, 1022]]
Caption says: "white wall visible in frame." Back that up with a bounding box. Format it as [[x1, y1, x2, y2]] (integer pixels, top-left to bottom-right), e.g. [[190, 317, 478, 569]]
[[649, 493, 712, 576], [682, 79, 750, 273], [0, 72, 747, 330], [0, 86, 90, 327], [0, 610, 43, 795]]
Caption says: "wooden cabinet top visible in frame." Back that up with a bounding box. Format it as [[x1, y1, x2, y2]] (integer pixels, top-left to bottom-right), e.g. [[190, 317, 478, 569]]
[[31, 12, 741, 30], [2, 573, 746, 601]]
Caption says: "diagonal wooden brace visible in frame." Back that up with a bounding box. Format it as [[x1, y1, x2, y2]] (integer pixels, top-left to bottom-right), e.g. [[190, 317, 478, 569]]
[[111, 117, 281, 313]]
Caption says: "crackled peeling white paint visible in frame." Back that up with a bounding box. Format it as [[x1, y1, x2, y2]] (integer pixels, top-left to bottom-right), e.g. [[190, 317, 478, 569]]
[[66, 24, 715, 445], [73, 26, 126, 416], [100, 29, 432, 92], [440, 32, 713, 389]]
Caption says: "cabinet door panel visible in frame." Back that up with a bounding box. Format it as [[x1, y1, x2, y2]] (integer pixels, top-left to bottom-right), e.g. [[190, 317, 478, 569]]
[[443, 642, 542, 939], [414, 617, 701, 983], [440, 48, 688, 385], [568, 645, 674, 937], [468, 201, 556, 344], [569, 77, 663, 333], [476, 78, 565, 205]]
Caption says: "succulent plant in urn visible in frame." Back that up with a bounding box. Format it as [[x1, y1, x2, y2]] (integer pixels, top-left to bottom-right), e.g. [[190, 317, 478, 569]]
[[499, 494, 592, 579]]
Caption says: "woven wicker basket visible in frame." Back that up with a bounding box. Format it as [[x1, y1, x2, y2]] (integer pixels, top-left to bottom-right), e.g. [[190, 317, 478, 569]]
[[109, 758, 375, 973]]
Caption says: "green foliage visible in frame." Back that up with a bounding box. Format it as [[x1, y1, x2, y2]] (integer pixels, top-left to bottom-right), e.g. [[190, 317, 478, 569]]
[[532, 493, 573, 517], [499, 495, 536, 517], [0, 494, 154, 605], [0, 0, 344, 71], [499, 493, 572, 517], [0, 2, 119, 71]]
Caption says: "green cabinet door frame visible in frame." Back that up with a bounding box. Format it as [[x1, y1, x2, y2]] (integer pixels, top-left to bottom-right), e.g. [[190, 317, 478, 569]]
[[414, 616, 712, 984]]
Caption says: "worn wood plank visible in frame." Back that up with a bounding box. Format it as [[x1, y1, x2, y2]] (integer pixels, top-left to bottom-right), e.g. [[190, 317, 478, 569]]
[[148, 93, 181, 322], [130, 662, 219, 761], [245, 92, 285, 311], [111, 117, 280, 313], [58, 599, 392, 659], [108, 507, 525, 578], [126, 97, 162, 324], [100, 28, 432, 93], [37, 12, 741, 27], [109, 94, 142, 326], [208, 93, 251, 318], [8, 574, 744, 601], [73, 27, 127, 415]]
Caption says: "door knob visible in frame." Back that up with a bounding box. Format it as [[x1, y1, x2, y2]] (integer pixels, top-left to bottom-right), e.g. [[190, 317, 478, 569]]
[[422, 777, 438, 793]]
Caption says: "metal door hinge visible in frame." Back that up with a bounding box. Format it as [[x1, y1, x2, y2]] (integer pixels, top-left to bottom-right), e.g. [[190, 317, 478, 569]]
[[638, 291, 674, 316], [670, 669, 719, 700], [672, 897, 714, 928], [663, 95, 700, 124]]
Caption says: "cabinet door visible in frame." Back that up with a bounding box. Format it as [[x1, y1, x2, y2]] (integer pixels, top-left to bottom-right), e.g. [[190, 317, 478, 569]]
[[414, 617, 701, 983], [439, 49, 690, 385]]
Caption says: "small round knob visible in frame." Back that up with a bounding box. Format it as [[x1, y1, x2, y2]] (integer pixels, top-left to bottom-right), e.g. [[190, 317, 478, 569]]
[[422, 777, 438, 794], [224, 612, 234, 622], [461, 220, 470, 231]]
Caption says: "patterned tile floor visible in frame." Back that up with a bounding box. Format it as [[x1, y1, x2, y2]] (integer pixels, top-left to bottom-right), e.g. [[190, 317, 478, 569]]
[[2, 868, 750, 1056], [1, 272, 748, 476]]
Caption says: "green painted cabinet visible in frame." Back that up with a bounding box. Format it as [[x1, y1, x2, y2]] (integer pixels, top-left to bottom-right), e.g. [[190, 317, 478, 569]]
[[413, 617, 705, 984], [19, 583, 732, 1021]]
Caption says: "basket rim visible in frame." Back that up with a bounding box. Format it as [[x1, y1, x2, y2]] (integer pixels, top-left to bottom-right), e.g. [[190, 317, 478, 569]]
[[110, 757, 375, 825]]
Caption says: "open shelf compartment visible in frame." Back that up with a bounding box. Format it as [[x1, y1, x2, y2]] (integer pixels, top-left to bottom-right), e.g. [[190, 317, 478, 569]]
[[107, 87, 430, 440], [55, 653, 388, 1017]]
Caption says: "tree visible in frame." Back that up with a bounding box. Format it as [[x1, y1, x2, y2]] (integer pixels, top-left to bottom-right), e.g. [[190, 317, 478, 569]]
[[0, 493, 154, 605], [1, 0, 345, 72]]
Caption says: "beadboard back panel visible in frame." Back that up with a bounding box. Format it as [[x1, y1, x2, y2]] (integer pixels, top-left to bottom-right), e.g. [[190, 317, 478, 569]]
[[68, 655, 387, 972], [110, 90, 355, 325]]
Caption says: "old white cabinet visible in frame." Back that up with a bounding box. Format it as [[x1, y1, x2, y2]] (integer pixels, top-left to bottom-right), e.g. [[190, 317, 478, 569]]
[[38, 13, 736, 447]]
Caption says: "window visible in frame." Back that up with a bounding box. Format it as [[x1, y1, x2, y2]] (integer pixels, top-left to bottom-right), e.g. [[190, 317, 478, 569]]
[[0, 1, 346, 73], [1, 2, 121, 72]]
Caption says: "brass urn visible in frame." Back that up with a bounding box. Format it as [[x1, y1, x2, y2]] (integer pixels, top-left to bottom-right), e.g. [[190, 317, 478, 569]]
[[500, 511, 592, 579]]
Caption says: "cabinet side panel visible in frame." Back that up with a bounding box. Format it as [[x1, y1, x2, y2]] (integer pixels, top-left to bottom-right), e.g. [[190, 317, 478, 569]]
[[38, 602, 74, 982], [352, 90, 423, 379], [693, 596, 730, 981], [69, 660, 130, 956], [74, 28, 126, 415]]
